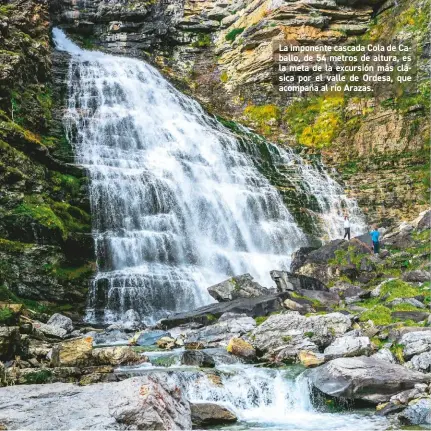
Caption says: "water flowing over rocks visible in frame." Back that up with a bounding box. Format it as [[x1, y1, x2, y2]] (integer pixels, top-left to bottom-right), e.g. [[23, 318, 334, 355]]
[[307, 356, 430, 404]]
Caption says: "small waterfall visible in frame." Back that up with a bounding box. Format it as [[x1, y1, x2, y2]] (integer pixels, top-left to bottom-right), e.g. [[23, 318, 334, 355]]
[[53, 29, 365, 324]]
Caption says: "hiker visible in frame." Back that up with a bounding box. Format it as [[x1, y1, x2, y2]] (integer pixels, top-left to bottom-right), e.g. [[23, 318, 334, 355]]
[[343, 215, 351, 240], [370, 225, 380, 254]]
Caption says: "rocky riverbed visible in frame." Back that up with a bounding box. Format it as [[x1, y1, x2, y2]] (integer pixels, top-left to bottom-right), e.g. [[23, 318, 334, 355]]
[[1, 210, 430, 429]]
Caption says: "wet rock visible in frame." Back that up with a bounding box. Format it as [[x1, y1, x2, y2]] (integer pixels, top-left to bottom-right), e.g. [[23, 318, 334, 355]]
[[0, 326, 20, 361], [92, 346, 146, 366], [93, 329, 129, 346], [46, 313, 74, 333], [290, 247, 318, 273], [298, 350, 325, 368], [270, 270, 328, 292], [207, 274, 269, 302], [402, 270, 431, 283], [324, 336, 372, 360], [391, 311, 429, 323], [180, 350, 215, 368], [191, 402, 237, 427], [159, 292, 290, 329], [227, 338, 256, 360], [307, 356, 429, 404], [50, 337, 93, 367], [0, 374, 192, 429], [371, 348, 395, 363], [398, 398, 431, 425], [106, 309, 142, 331], [156, 336, 176, 350], [134, 330, 171, 346], [184, 315, 256, 348], [251, 312, 351, 356]]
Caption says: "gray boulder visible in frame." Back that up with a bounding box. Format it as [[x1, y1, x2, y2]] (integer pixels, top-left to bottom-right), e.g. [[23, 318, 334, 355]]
[[191, 403, 237, 427], [180, 350, 215, 368], [33, 321, 68, 339], [207, 274, 269, 302], [46, 313, 74, 333], [400, 331, 431, 360], [387, 297, 426, 309], [324, 336, 372, 360], [398, 398, 431, 425], [407, 351, 431, 373], [391, 311, 429, 323], [250, 312, 351, 355], [185, 314, 256, 348], [416, 209, 431, 231], [0, 374, 191, 429], [402, 270, 430, 283], [307, 356, 430, 404], [371, 348, 395, 363], [270, 270, 328, 292]]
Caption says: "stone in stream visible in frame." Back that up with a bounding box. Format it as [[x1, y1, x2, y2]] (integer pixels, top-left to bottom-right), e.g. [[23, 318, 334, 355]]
[[323, 336, 372, 360], [46, 313, 74, 333], [0, 375, 192, 429], [307, 356, 430, 404], [92, 346, 147, 366], [180, 350, 215, 368], [207, 273, 270, 302], [298, 350, 325, 368], [134, 330, 171, 346], [227, 338, 256, 360], [158, 292, 290, 329], [191, 403, 237, 427], [50, 337, 93, 367], [184, 314, 256, 348]]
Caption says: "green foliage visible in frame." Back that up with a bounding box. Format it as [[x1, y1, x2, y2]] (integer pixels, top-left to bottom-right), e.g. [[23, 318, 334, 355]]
[[244, 104, 280, 135], [192, 33, 211, 48], [220, 71, 229, 83], [304, 331, 314, 338], [0, 307, 13, 323], [23, 369, 52, 384], [379, 279, 422, 302], [390, 343, 405, 364], [42, 263, 94, 282], [359, 304, 392, 325], [282, 335, 293, 343], [206, 313, 218, 322], [255, 316, 268, 325], [0, 238, 32, 253], [225, 27, 244, 42], [283, 95, 345, 148]]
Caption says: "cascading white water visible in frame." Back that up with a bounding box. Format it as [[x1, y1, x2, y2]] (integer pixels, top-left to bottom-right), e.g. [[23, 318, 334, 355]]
[[53, 29, 365, 324]]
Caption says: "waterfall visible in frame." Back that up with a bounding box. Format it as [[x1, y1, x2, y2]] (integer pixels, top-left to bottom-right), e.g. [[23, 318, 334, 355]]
[[53, 29, 365, 324]]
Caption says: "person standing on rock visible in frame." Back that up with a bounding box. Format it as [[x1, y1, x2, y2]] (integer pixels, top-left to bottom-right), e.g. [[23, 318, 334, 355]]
[[370, 225, 380, 254], [343, 215, 351, 240]]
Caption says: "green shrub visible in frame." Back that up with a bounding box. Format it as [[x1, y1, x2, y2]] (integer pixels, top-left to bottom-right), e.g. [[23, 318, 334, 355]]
[[225, 27, 244, 42]]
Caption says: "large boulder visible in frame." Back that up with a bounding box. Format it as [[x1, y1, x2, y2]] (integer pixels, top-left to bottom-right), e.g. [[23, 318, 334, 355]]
[[402, 270, 430, 283], [92, 346, 146, 366], [270, 270, 328, 292], [407, 351, 431, 373], [46, 313, 74, 333], [399, 331, 431, 360], [391, 311, 429, 323], [323, 336, 372, 360], [159, 294, 288, 329], [207, 274, 269, 302], [0, 374, 192, 429], [0, 326, 20, 361], [191, 403, 237, 427], [250, 312, 351, 360], [415, 209, 431, 231], [33, 321, 68, 339], [398, 398, 431, 425], [184, 314, 256, 348], [50, 337, 93, 367], [307, 356, 430, 404], [290, 247, 318, 273]]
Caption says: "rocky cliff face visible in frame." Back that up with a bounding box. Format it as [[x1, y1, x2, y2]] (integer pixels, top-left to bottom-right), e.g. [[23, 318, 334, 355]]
[[0, 0, 94, 317], [51, 0, 430, 226]]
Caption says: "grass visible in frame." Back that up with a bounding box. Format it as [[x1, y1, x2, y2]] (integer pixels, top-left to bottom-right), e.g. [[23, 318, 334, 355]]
[[379, 279, 422, 302], [225, 27, 244, 42], [359, 304, 392, 325]]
